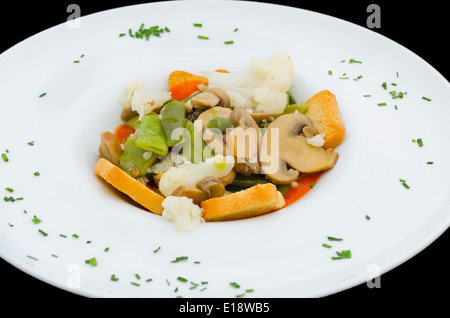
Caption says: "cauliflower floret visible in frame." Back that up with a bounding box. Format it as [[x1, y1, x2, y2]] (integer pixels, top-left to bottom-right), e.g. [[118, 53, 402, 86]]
[[162, 196, 204, 232], [158, 154, 235, 197], [306, 133, 326, 148], [118, 78, 171, 120], [202, 52, 295, 114]]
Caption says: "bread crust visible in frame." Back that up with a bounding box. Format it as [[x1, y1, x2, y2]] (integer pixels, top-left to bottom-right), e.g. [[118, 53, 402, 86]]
[[94, 158, 164, 215], [305, 90, 345, 149], [200, 183, 285, 221]]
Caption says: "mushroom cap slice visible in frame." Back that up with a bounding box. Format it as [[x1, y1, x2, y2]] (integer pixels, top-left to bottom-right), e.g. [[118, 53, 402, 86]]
[[207, 87, 231, 107], [260, 113, 338, 184], [194, 107, 232, 156], [171, 185, 208, 205], [196, 176, 226, 198], [226, 107, 262, 175]]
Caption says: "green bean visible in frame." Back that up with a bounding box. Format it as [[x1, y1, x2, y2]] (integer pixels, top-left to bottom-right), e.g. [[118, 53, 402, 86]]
[[160, 100, 186, 147], [119, 135, 158, 177], [283, 103, 309, 114], [207, 117, 234, 133], [136, 114, 168, 155], [126, 115, 141, 130], [227, 173, 291, 194]]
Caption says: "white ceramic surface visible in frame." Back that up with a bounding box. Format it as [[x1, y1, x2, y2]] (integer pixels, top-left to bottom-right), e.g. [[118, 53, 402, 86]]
[[1, 0, 449, 298]]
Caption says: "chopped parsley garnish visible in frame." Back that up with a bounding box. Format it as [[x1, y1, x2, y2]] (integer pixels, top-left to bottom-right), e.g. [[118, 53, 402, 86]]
[[38, 229, 48, 236], [399, 178, 410, 189], [327, 236, 343, 241], [27, 141, 35, 146], [110, 274, 119, 282], [427, 161, 434, 165], [171, 256, 188, 263], [2, 153, 9, 162], [177, 276, 188, 283], [85, 257, 97, 267], [39, 92, 47, 98], [365, 215, 371, 220], [229, 282, 240, 288], [349, 58, 362, 64], [197, 35, 209, 40], [193, 23, 202, 27], [224, 40, 234, 45], [32, 215, 42, 224], [422, 96, 431, 102], [322, 243, 332, 249], [34, 171, 40, 176], [5, 187, 14, 193], [153, 246, 161, 253]]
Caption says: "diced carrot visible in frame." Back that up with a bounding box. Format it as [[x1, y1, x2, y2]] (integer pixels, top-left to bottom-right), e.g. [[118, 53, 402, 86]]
[[168, 70, 209, 101], [215, 69, 229, 73], [115, 124, 135, 144]]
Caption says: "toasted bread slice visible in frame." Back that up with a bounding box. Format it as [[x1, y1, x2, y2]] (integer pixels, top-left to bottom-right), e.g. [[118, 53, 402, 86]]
[[94, 158, 164, 215], [200, 183, 285, 221], [305, 90, 345, 149]]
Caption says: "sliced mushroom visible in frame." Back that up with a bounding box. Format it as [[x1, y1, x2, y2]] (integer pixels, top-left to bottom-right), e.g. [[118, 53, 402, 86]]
[[226, 107, 261, 175], [250, 112, 277, 122], [196, 176, 226, 198], [189, 87, 231, 110], [171, 185, 208, 205], [98, 132, 123, 166], [219, 169, 236, 186], [190, 91, 220, 110], [120, 106, 138, 121], [207, 87, 231, 107], [194, 107, 232, 156], [260, 113, 338, 184]]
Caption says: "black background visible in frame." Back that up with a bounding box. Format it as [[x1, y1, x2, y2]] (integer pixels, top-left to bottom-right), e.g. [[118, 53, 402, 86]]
[[0, 0, 448, 307]]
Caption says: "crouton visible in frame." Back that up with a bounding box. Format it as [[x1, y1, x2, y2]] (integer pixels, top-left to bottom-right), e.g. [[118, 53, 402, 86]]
[[305, 90, 345, 149], [94, 158, 164, 215], [201, 183, 285, 221]]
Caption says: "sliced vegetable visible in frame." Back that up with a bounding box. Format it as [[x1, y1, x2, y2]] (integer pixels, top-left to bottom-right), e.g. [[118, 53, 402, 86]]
[[182, 119, 212, 163], [114, 124, 135, 144], [226, 173, 290, 195], [207, 117, 234, 133], [136, 114, 168, 155], [125, 115, 141, 130], [119, 135, 158, 177], [168, 70, 209, 101], [283, 103, 309, 114], [98, 132, 123, 166], [160, 100, 186, 147]]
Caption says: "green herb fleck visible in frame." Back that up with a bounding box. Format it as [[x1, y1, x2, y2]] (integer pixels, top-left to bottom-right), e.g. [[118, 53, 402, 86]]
[[422, 96, 431, 102], [85, 257, 97, 267], [110, 274, 119, 282], [2, 153, 9, 162], [38, 229, 48, 236], [27, 141, 35, 146], [399, 178, 410, 189], [193, 23, 202, 27], [5, 187, 14, 193], [171, 256, 188, 263], [177, 276, 188, 283], [32, 215, 41, 224], [322, 243, 332, 249], [39, 92, 47, 98], [327, 236, 343, 241], [230, 282, 240, 288], [197, 35, 209, 40]]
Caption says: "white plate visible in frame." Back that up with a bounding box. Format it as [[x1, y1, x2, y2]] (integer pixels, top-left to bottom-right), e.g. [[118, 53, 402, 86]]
[[1, 0, 449, 298]]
